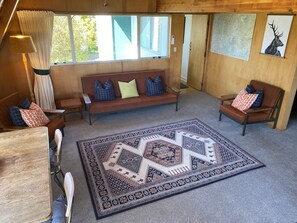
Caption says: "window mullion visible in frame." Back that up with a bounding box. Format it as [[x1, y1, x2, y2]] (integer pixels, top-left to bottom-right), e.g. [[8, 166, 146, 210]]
[[68, 15, 76, 63], [137, 16, 140, 59]]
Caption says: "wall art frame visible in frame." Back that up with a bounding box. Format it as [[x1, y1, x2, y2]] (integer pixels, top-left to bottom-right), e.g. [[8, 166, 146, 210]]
[[260, 14, 294, 58]]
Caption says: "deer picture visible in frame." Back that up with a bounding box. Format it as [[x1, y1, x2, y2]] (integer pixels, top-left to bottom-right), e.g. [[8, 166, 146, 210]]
[[264, 21, 283, 57]]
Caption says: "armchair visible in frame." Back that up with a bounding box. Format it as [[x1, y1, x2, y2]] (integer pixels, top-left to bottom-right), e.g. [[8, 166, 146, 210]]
[[0, 92, 65, 141], [219, 80, 284, 136]]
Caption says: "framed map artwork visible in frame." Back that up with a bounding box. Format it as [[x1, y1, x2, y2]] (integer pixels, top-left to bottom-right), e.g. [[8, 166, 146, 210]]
[[210, 14, 256, 61]]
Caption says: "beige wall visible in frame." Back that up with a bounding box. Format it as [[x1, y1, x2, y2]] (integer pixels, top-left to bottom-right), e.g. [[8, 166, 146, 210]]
[[205, 13, 297, 130]]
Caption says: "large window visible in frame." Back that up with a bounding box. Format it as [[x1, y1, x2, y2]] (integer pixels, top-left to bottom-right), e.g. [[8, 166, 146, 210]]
[[51, 15, 170, 64]]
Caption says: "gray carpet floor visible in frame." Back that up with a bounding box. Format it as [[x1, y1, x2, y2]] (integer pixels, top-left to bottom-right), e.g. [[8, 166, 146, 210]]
[[52, 92, 297, 223]]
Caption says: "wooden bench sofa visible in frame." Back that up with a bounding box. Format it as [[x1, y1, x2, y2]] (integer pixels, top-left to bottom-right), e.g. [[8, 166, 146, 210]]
[[0, 92, 65, 141], [81, 70, 180, 125]]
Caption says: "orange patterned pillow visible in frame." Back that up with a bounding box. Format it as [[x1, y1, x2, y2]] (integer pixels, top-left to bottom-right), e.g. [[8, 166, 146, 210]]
[[20, 102, 50, 127], [231, 89, 258, 112]]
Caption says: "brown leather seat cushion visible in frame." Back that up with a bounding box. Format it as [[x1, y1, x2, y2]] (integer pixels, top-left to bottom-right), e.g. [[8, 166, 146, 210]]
[[90, 93, 177, 113], [220, 104, 270, 123]]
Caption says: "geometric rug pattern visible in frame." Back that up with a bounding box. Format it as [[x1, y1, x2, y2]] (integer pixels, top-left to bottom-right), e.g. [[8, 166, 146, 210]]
[[77, 119, 264, 219]]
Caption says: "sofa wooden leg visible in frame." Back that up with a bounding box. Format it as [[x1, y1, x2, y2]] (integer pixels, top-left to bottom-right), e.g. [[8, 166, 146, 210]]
[[89, 112, 92, 125], [242, 115, 248, 136]]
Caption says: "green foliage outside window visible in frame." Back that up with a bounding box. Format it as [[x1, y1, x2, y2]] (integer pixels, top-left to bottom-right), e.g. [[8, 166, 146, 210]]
[[72, 15, 99, 62], [51, 16, 72, 63]]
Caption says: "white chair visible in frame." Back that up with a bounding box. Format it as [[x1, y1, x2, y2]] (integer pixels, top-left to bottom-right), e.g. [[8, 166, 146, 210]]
[[43, 172, 74, 223], [64, 172, 74, 223], [50, 129, 65, 192]]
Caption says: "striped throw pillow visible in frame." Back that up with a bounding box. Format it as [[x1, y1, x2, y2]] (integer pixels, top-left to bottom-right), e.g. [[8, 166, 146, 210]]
[[94, 80, 116, 101], [146, 76, 165, 96]]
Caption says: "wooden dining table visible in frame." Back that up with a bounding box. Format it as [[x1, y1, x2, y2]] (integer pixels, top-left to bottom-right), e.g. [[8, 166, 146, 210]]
[[0, 127, 52, 223]]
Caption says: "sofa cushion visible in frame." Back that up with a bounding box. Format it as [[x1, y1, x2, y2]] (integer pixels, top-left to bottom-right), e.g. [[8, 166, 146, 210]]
[[146, 76, 165, 96], [118, 79, 139, 99], [231, 89, 258, 112], [20, 102, 50, 127], [94, 80, 116, 101], [9, 106, 27, 126], [89, 93, 177, 113]]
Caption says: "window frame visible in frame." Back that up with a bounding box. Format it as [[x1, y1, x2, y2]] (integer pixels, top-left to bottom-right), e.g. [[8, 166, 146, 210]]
[[51, 14, 171, 66]]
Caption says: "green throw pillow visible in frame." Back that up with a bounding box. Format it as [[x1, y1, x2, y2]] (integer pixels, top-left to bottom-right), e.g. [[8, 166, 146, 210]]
[[118, 79, 139, 99]]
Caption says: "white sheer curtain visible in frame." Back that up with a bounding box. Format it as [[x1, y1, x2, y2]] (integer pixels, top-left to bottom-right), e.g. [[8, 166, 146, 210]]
[[17, 10, 56, 109]]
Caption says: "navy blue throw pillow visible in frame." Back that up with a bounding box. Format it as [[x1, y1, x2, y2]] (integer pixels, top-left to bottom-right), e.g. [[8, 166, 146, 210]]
[[94, 80, 116, 101], [20, 97, 31, 109], [251, 90, 264, 108], [146, 76, 165, 96], [9, 106, 27, 126], [245, 85, 255, 93]]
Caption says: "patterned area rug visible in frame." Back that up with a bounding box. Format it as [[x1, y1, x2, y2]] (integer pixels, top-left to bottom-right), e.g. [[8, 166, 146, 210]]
[[77, 119, 264, 219]]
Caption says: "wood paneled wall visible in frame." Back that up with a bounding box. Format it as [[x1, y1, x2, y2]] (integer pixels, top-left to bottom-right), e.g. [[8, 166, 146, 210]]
[[205, 13, 297, 130], [169, 14, 184, 89], [157, 0, 297, 13], [0, 15, 31, 99]]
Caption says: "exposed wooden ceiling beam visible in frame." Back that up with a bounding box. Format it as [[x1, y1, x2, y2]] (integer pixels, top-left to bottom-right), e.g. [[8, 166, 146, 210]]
[[157, 0, 297, 13], [0, 0, 19, 45]]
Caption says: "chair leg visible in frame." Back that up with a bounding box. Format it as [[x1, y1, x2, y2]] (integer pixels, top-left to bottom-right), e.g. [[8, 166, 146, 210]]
[[242, 115, 248, 136], [54, 172, 65, 194], [242, 124, 247, 136], [60, 168, 65, 178]]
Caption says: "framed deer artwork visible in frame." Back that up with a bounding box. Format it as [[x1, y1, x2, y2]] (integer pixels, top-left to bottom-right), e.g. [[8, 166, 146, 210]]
[[261, 15, 294, 58]]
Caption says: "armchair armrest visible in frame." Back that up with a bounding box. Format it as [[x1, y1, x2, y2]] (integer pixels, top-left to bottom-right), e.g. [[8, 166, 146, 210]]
[[43, 109, 65, 119], [220, 94, 237, 105], [244, 107, 273, 114], [82, 93, 92, 105], [167, 86, 180, 96], [220, 94, 237, 101], [43, 109, 65, 114]]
